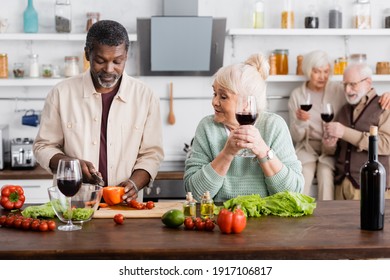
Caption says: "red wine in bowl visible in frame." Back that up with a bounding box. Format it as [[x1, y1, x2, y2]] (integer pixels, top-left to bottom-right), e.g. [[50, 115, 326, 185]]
[[57, 179, 82, 197], [300, 104, 312, 111], [321, 113, 334, 123], [236, 112, 257, 125]]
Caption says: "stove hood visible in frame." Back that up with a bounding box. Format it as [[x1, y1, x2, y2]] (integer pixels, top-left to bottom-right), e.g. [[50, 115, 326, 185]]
[[136, 16, 226, 76]]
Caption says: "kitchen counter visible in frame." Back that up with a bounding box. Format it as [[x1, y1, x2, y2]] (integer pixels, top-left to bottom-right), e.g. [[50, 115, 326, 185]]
[[1, 201, 390, 260], [0, 165, 184, 180]]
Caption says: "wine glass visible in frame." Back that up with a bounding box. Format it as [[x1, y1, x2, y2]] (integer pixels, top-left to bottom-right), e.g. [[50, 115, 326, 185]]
[[321, 103, 334, 123], [235, 95, 258, 158], [300, 93, 312, 111], [55, 158, 83, 231], [321, 103, 334, 139]]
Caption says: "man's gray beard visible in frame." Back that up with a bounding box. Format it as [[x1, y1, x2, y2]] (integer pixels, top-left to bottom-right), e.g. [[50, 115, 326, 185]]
[[98, 76, 120, 89]]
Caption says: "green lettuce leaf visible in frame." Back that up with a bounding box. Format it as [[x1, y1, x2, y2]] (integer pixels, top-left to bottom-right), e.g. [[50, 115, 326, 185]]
[[21, 202, 56, 219], [222, 192, 316, 217]]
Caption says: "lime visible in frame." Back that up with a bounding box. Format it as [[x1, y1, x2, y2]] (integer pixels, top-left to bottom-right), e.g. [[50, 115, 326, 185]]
[[161, 209, 185, 228]]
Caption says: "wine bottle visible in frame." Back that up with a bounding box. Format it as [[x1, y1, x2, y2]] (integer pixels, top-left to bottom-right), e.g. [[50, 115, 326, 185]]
[[360, 126, 386, 230]]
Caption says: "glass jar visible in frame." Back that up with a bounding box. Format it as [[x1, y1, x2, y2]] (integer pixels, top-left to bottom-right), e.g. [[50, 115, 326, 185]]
[[281, 0, 294, 29], [383, 8, 390, 28], [349, 53, 367, 64], [305, 5, 319, 29], [13, 63, 25, 78], [183, 192, 196, 219], [86, 12, 100, 31], [29, 54, 39, 78], [338, 57, 348, 74], [64, 56, 80, 77], [42, 64, 53, 78], [253, 0, 264, 29], [376, 62, 390, 75], [200, 191, 214, 220], [274, 49, 289, 75], [0, 53, 8, 78], [329, 2, 342, 28], [353, 0, 371, 29], [55, 0, 72, 33]]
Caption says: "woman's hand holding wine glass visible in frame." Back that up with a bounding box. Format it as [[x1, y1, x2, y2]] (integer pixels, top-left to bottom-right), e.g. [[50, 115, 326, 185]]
[[300, 93, 312, 112], [235, 95, 258, 158]]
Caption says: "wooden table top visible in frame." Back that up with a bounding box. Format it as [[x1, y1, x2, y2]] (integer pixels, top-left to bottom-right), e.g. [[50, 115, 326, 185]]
[[1, 200, 390, 260]]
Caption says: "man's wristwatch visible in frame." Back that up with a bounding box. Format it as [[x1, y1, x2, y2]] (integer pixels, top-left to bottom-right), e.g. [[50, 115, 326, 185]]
[[257, 149, 275, 164]]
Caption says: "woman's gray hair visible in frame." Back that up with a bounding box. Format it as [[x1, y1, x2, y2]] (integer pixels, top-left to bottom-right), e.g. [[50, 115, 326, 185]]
[[302, 50, 332, 80], [213, 53, 269, 112]]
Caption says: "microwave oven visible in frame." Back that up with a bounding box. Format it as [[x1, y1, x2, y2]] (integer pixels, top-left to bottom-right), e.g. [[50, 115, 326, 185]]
[[0, 124, 10, 170]]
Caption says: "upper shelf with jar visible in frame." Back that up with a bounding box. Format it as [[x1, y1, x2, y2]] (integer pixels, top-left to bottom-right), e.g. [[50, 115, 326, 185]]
[[228, 28, 390, 36], [0, 33, 137, 41], [1, 74, 390, 87]]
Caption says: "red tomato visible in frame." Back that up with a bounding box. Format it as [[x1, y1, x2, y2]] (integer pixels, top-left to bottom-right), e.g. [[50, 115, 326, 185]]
[[31, 220, 40, 231], [47, 220, 56, 231], [114, 213, 125, 225], [0, 215, 6, 226], [5, 216, 15, 227], [22, 219, 32, 230], [194, 218, 205, 231], [184, 217, 195, 230], [204, 218, 215, 232], [146, 201, 155, 209], [39, 222, 49, 232], [13, 218, 23, 229]]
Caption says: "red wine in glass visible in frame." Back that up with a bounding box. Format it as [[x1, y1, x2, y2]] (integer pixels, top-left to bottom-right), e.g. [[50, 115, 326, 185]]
[[235, 112, 258, 125], [57, 178, 82, 197], [300, 104, 313, 111], [321, 113, 334, 123]]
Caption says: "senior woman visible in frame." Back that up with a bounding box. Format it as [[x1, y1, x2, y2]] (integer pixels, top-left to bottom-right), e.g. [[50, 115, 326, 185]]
[[184, 53, 304, 202], [288, 50, 390, 200]]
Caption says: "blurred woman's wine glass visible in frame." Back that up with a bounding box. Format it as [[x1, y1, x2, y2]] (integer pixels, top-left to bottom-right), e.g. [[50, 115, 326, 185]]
[[300, 93, 312, 111], [55, 158, 83, 231], [235, 95, 258, 158]]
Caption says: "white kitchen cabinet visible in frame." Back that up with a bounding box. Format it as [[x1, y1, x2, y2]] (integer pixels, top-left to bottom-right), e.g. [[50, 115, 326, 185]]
[[0, 33, 137, 88], [0, 179, 52, 204]]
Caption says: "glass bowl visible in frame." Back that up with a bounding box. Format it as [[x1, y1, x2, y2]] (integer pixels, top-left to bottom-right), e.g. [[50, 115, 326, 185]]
[[47, 184, 103, 224]]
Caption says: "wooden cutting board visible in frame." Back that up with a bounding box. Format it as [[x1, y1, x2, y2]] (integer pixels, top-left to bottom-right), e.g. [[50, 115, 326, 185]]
[[93, 201, 183, 219]]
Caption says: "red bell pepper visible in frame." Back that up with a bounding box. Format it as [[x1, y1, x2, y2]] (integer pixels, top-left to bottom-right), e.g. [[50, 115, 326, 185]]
[[217, 207, 247, 234], [0, 185, 26, 210]]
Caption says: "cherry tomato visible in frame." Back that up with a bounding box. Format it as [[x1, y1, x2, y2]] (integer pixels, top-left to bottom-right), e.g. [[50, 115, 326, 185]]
[[5, 216, 15, 227], [114, 213, 125, 225], [128, 200, 139, 208], [204, 218, 215, 232], [184, 217, 195, 230], [22, 219, 32, 230], [0, 215, 6, 226], [47, 220, 56, 231], [31, 220, 40, 231], [39, 222, 49, 232], [194, 218, 205, 231], [13, 218, 23, 229], [146, 201, 155, 209]]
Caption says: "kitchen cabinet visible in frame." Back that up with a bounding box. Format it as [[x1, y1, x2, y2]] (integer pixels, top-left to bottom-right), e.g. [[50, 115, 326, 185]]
[[224, 26, 390, 149], [227, 28, 390, 81], [0, 33, 137, 88]]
